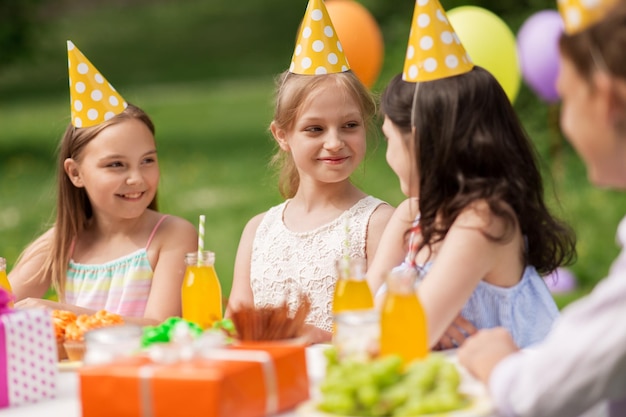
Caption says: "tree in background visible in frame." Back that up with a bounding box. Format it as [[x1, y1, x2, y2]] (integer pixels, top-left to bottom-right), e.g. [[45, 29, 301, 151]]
[[0, 0, 44, 71]]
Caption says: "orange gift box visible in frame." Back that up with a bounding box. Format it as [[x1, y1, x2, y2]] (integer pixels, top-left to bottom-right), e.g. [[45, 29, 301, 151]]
[[79, 341, 309, 417]]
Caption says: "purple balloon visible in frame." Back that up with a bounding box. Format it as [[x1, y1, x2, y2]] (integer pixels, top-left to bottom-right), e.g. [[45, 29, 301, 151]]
[[517, 10, 564, 102], [543, 267, 577, 294]]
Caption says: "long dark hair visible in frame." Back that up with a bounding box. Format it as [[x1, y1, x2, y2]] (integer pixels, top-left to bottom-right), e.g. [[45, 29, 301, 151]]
[[381, 67, 576, 274]]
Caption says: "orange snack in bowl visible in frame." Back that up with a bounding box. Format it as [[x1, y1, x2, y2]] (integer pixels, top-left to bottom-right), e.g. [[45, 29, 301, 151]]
[[65, 310, 124, 341], [52, 309, 78, 361], [52, 309, 78, 342], [62, 310, 124, 361]]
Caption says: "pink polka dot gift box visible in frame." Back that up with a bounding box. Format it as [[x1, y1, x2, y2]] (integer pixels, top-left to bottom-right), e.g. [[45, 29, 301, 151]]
[[0, 289, 58, 409]]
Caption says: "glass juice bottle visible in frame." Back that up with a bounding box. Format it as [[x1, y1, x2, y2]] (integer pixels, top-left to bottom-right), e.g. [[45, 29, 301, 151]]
[[0, 257, 14, 307], [380, 267, 428, 364], [181, 251, 222, 329], [332, 257, 374, 314]]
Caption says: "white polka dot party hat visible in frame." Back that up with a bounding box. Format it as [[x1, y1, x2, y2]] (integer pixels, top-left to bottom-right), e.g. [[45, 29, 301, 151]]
[[67, 40, 127, 128], [557, 0, 618, 34], [289, 0, 350, 75], [402, 0, 473, 83]]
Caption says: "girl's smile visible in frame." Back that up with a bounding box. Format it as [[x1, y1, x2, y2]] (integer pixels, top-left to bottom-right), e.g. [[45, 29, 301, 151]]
[[116, 191, 146, 200], [317, 155, 350, 164]]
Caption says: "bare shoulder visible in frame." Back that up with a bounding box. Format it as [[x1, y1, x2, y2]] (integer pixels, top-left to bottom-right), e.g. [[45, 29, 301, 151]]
[[371, 198, 420, 238], [152, 215, 197, 249], [454, 199, 514, 236], [160, 215, 197, 237], [232, 212, 267, 254], [395, 197, 420, 221], [242, 211, 267, 236], [31, 226, 55, 245], [369, 201, 395, 229], [17, 227, 55, 262]]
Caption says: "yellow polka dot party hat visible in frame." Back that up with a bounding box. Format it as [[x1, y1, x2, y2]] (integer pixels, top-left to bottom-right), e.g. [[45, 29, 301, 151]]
[[557, 0, 618, 34], [67, 40, 127, 128], [290, 0, 350, 75], [402, 0, 473, 83]]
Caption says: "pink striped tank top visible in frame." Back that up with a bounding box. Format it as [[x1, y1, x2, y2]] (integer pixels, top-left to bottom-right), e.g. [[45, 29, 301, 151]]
[[65, 215, 169, 317]]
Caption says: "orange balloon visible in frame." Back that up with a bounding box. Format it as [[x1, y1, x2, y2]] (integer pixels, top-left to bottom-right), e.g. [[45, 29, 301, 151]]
[[326, 0, 384, 88]]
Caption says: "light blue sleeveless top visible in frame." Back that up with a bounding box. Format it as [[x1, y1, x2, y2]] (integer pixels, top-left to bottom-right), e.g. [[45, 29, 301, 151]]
[[420, 261, 558, 348], [383, 215, 559, 348]]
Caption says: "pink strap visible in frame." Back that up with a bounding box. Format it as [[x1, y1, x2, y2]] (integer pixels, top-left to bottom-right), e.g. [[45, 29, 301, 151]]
[[146, 215, 169, 249], [404, 216, 421, 268], [69, 238, 76, 259]]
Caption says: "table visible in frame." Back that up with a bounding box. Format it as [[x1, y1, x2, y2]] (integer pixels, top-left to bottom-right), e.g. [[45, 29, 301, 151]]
[[0, 346, 494, 417]]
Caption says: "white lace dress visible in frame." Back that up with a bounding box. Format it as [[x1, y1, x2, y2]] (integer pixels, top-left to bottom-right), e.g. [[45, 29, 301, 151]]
[[250, 196, 387, 332]]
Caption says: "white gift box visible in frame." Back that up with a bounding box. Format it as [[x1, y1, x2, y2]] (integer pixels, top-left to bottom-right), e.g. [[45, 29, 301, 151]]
[[0, 308, 58, 408]]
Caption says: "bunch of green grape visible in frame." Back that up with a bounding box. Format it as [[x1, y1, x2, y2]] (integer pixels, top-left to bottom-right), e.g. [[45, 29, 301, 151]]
[[317, 348, 468, 416]]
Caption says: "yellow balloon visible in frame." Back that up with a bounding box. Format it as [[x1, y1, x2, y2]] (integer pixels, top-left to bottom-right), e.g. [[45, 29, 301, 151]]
[[447, 6, 521, 103]]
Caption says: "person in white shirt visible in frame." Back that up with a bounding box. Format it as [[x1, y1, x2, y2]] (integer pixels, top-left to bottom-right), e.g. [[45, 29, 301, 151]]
[[458, 1, 626, 416]]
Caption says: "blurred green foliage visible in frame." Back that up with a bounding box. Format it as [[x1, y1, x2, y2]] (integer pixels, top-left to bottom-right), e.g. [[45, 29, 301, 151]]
[[0, 0, 43, 69]]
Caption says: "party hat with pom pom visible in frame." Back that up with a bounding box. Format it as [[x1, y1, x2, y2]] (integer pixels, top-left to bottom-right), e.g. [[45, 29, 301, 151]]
[[289, 0, 350, 75], [67, 40, 127, 128], [402, 0, 473, 83], [557, 0, 619, 34]]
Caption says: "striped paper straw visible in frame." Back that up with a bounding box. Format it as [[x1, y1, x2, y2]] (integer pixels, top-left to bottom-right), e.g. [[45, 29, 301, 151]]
[[198, 214, 205, 266]]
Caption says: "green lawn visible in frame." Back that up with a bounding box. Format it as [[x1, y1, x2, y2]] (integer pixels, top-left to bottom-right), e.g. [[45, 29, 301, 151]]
[[1, 0, 625, 305]]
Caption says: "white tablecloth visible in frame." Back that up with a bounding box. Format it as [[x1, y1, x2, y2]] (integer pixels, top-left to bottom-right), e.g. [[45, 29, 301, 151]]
[[0, 346, 493, 417]]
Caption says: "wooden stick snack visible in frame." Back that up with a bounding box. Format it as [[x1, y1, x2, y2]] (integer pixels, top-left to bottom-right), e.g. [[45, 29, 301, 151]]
[[230, 292, 311, 341]]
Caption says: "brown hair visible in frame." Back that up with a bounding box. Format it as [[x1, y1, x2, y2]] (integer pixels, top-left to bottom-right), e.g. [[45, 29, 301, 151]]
[[559, 0, 626, 83], [270, 70, 377, 198], [44, 104, 157, 298], [381, 68, 576, 274]]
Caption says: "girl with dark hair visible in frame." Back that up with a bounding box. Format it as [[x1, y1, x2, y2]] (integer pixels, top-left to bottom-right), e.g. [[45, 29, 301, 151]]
[[367, 0, 576, 350]]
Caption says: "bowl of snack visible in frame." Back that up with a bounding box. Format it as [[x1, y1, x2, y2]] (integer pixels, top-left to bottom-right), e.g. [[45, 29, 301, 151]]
[[52, 309, 77, 361], [52, 309, 125, 363]]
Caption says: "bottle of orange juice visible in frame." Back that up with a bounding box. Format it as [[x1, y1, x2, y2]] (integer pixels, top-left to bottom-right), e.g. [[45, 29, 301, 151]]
[[332, 257, 374, 314], [0, 257, 14, 307], [380, 267, 428, 364], [181, 251, 222, 329]]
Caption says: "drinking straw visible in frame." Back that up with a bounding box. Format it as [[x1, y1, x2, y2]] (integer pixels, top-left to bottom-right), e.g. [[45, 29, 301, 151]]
[[198, 214, 205, 266]]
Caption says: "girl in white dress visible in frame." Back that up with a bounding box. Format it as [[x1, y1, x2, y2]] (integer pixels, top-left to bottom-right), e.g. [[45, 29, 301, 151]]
[[227, 0, 393, 344]]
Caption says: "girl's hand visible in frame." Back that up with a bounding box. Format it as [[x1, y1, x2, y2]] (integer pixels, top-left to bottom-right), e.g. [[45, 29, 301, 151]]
[[434, 314, 477, 350], [458, 327, 519, 383], [14, 298, 99, 317], [301, 324, 332, 345]]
